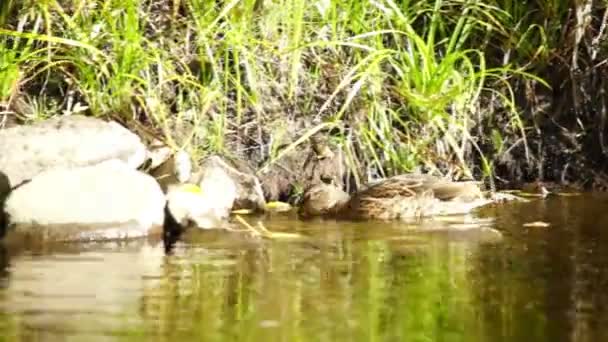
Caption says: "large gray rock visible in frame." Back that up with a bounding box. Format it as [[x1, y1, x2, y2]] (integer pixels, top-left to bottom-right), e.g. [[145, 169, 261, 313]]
[[3, 160, 165, 241], [0, 115, 147, 189]]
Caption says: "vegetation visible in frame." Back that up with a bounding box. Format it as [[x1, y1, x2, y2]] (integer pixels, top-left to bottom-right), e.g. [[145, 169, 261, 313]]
[[0, 0, 607, 190]]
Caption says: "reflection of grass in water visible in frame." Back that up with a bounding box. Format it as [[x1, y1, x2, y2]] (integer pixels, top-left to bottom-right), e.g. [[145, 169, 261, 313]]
[[469, 235, 550, 342], [0, 313, 19, 341], [0, 231, 556, 341], [125, 236, 485, 341], [356, 240, 479, 342]]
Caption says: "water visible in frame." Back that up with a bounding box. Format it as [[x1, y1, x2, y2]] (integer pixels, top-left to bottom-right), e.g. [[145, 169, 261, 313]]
[[1, 194, 608, 341]]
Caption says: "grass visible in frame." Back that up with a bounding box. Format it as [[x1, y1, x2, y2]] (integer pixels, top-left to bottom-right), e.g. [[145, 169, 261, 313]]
[[3, 0, 605, 189]]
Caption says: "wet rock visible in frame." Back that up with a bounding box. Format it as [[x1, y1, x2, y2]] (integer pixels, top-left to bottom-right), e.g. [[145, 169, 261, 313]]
[[0, 115, 147, 188], [3, 160, 165, 241], [191, 156, 266, 211]]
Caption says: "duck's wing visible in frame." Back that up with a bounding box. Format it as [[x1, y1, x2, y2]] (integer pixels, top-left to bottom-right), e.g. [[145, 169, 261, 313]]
[[355, 174, 484, 201], [429, 181, 484, 201], [355, 174, 437, 199]]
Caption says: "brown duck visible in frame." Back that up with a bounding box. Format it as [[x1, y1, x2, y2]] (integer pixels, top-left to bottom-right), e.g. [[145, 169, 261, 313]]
[[299, 173, 491, 220]]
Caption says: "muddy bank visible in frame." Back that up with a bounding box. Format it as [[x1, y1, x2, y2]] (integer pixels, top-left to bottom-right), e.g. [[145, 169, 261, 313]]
[[480, 81, 608, 191]]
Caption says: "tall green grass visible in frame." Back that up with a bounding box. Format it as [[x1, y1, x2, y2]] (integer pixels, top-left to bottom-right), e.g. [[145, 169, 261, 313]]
[[0, 0, 559, 187]]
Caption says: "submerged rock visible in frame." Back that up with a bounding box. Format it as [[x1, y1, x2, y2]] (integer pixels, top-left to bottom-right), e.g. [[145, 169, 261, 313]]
[[3, 160, 165, 241], [0, 115, 147, 188]]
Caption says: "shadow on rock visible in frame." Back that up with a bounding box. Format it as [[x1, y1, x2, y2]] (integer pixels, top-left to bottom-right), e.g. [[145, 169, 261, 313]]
[[162, 204, 185, 254], [0, 243, 8, 288], [0, 171, 10, 240]]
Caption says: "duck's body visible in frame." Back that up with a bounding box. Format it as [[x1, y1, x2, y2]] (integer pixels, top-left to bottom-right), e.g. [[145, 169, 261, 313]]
[[299, 174, 491, 220]]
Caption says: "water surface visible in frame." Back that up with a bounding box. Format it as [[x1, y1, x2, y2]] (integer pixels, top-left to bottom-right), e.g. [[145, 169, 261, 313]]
[[1, 194, 608, 341]]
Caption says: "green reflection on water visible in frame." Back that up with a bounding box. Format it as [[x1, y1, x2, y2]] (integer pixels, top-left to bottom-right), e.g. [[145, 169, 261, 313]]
[[1, 195, 608, 341]]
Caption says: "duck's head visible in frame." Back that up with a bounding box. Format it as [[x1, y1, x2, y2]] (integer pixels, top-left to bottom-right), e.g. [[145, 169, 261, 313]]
[[298, 181, 350, 218], [310, 135, 334, 160]]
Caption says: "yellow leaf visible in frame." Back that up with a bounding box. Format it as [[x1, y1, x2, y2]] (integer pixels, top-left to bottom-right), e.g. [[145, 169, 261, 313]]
[[265, 201, 292, 212], [232, 208, 255, 214], [180, 183, 203, 194]]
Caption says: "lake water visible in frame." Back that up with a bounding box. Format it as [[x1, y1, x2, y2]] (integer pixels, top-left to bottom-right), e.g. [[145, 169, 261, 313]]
[[1, 194, 608, 341]]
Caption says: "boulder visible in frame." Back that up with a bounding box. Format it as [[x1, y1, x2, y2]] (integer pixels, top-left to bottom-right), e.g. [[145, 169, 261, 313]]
[[3, 160, 165, 241], [191, 156, 266, 211], [0, 115, 147, 189]]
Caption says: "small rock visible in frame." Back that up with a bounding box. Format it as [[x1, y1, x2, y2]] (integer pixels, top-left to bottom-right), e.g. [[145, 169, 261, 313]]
[[165, 183, 232, 230], [164, 156, 264, 231], [191, 156, 266, 211], [145, 139, 174, 170], [149, 149, 193, 192], [3, 160, 165, 241], [0, 115, 147, 188]]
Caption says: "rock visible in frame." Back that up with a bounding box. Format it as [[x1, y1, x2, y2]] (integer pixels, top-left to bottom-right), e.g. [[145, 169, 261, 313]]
[[165, 183, 233, 230], [3, 160, 165, 241], [165, 155, 242, 230], [0, 115, 147, 188], [149, 149, 193, 192], [145, 139, 174, 170], [191, 156, 266, 211], [259, 136, 346, 202]]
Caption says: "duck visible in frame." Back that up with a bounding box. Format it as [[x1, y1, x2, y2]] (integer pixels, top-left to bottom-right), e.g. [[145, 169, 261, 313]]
[[299, 173, 492, 220]]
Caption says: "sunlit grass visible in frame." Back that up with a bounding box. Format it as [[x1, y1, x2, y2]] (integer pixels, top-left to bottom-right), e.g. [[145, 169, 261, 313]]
[[1, 0, 563, 188]]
